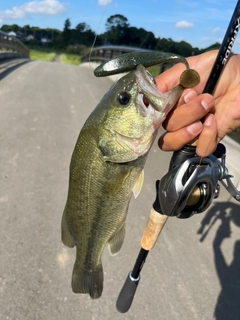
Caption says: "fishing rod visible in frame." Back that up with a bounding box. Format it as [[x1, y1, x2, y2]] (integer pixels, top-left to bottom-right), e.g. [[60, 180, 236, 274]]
[[115, 0, 240, 313]]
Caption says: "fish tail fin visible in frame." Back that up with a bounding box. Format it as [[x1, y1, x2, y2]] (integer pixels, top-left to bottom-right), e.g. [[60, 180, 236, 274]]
[[61, 207, 75, 248], [72, 264, 103, 299]]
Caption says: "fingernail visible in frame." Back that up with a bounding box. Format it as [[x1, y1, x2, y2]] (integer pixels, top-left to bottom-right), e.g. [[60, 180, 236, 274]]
[[204, 113, 214, 126], [186, 122, 202, 135], [201, 94, 214, 111], [183, 90, 198, 103]]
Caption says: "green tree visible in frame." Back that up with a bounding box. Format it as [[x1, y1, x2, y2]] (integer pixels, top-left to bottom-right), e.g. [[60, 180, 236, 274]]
[[31, 26, 42, 41], [105, 14, 130, 45], [1, 24, 21, 33], [76, 22, 90, 33], [23, 24, 31, 35], [62, 18, 71, 45], [177, 41, 193, 56], [0, 24, 11, 32], [105, 14, 129, 31], [137, 28, 156, 49], [64, 18, 71, 31], [72, 22, 95, 46]]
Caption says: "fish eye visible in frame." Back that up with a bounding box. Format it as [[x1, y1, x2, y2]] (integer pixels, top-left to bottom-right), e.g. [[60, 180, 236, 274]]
[[118, 91, 131, 105]]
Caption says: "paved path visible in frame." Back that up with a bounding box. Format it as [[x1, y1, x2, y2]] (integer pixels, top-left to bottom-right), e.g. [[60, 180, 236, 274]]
[[53, 55, 60, 63], [0, 60, 240, 320]]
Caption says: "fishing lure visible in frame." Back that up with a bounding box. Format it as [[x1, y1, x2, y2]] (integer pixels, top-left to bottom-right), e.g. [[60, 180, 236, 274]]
[[94, 51, 200, 88]]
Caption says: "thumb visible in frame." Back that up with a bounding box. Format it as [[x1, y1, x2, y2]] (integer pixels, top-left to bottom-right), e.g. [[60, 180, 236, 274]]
[[155, 63, 186, 92]]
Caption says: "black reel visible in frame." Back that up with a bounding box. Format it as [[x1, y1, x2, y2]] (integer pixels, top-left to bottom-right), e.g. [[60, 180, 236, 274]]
[[153, 143, 240, 218]]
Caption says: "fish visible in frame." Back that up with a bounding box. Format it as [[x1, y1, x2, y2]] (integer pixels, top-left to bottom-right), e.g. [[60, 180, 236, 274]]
[[61, 63, 198, 299]]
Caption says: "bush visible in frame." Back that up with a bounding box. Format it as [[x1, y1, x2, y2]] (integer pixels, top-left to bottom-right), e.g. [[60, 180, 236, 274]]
[[66, 44, 86, 55], [60, 53, 81, 65], [30, 50, 56, 62]]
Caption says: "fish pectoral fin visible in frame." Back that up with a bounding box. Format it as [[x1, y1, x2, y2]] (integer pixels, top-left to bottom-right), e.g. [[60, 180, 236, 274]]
[[99, 132, 138, 163], [106, 167, 131, 195], [132, 169, 144, 198], [108, 223, 126, 256]]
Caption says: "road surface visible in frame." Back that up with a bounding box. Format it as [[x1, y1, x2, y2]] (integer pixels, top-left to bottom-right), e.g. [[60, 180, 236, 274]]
[[0, 59, 240, 320]]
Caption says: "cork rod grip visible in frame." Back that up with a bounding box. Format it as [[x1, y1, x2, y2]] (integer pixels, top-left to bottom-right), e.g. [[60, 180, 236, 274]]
[[141, 208, 168, 250]]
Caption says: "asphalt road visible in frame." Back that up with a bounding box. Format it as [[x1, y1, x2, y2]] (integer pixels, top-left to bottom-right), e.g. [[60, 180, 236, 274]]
[[1, 59, 240, 320]]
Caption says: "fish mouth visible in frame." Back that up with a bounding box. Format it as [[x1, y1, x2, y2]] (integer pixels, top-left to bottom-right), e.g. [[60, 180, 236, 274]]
[[135, 64, 183, 116]]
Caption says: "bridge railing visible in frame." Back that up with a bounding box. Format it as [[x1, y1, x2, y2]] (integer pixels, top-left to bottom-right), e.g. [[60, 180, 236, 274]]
[[0, 31, 29, 59], [81, 45, 151, 63]]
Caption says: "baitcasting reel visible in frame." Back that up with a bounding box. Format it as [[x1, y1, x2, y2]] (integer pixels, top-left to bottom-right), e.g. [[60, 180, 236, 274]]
[[153, 143, 240, 219], [116, 142, 240, 314]]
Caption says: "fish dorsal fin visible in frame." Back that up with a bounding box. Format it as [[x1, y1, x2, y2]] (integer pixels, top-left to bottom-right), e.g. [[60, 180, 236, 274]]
[[132, 170, 144, 199]]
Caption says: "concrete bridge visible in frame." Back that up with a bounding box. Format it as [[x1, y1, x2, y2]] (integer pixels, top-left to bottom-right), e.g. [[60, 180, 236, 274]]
[[81, 45, 152, 63], [1, 53, 240, 320]]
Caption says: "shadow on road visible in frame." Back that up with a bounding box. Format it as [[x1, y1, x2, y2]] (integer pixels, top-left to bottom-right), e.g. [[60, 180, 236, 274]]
[[0, 58, 30, 81], [197, 202, 240, 320]]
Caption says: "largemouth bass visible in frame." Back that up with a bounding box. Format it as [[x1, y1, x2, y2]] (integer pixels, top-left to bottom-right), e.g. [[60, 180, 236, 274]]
[[61, 64, 198, 299]]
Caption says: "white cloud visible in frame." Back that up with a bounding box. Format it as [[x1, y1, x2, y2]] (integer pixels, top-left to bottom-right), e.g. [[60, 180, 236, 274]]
[[175, 20, 194, 29], [24, 0, 65, 14], [0, 0, 65, 22], [98, 0, 112, 6], [211, 27, 220, 34], [201, 37, 210, 42]]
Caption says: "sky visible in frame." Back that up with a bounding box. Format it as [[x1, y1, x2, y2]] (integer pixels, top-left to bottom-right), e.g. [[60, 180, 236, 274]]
[[1, 0, 240, 52]]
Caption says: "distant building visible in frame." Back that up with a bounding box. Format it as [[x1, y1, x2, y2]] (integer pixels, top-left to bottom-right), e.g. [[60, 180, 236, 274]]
[[26, 34, 34, 41], [8, 31, 16, 37], [16, 31, 24, 39], [41, 38, 52, 45], [41, 38, 48, 44]]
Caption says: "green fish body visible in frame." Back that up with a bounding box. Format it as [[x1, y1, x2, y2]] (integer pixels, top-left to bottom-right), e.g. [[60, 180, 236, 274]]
[[62, 64, 190, 299]]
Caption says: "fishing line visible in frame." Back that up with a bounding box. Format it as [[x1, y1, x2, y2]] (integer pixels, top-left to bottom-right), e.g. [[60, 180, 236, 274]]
[[89, 5, 107, 65]]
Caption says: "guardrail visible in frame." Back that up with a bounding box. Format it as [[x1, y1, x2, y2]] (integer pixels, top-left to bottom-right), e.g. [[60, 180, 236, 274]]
[[0, 30, 29, 60], [81, 45, 151, 63]]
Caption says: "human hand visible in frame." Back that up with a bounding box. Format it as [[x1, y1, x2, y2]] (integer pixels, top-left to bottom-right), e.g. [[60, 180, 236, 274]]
[[155, 50, 240, 157]]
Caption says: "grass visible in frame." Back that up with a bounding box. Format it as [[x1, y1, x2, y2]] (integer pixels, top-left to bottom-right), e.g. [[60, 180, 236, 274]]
[[146, 66, 162, 77], [30, 50, 56, 62], [59, 53, 81, 65], [29, 50, 81, 65], [147, 63, 174, 77]]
